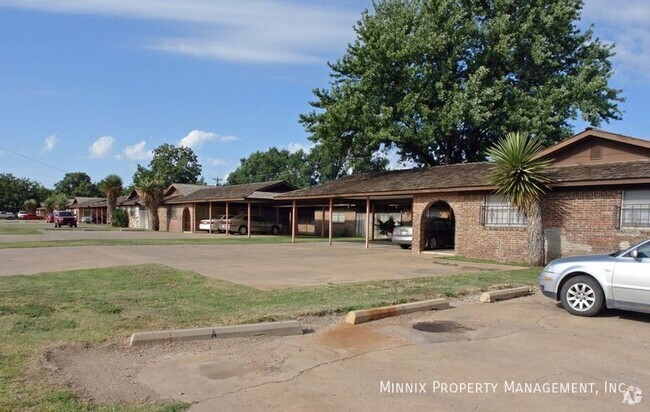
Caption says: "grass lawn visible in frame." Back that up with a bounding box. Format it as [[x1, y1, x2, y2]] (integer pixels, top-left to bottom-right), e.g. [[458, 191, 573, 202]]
[[0, 264, 538, 410], [0, 224, 43, 235], [0, 235, 365, 249]]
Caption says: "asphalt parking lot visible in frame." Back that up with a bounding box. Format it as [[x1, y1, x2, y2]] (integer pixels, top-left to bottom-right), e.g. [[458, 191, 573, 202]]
[[55, 293, 650, 411], [0, 232, 522, 289]]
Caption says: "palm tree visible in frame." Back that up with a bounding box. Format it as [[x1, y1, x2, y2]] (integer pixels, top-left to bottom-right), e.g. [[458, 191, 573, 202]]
[[486, 132, 552, 265], [135, 176, 165, 231], [99, 174, 123, 225]]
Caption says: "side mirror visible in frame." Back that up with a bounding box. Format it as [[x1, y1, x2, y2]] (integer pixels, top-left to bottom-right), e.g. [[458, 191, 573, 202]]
[[631, 249, 639, 259]]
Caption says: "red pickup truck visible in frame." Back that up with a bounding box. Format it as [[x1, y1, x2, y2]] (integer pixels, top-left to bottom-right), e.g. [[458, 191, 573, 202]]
[[53, 211, 77, 228]]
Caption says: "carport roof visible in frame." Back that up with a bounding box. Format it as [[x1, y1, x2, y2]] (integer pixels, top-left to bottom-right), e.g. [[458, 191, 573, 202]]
[[164, 181, 297, 204], [278, 160, 650, 200]]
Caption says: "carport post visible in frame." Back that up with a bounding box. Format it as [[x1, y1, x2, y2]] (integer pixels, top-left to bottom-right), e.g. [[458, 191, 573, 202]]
[[247, 201, 252, 239], [365, 196, 370, 249], [208, 202, 212, 234], [321, 206, 325, 237], [291, 200, 297, 243], [225, 202, 229, 236], [328, 197, 333, 246]]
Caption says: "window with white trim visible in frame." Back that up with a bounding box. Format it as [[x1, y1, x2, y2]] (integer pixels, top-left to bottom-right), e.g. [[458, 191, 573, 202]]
[[482, 194, 527, 227], [332, 211, 346, 223], [621, 190, 650, 228]]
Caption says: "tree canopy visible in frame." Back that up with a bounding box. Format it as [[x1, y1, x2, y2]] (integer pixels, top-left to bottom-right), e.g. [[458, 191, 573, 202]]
[[300, 0, 623, 168], [133, 144, 204, 188], [0, 173, 51, 212], [53, 172, 101, 198]]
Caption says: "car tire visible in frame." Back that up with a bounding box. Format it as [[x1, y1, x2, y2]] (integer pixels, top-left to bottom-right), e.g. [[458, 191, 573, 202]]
[[427, 235, 438, 249], [238, 226, 248, 235], [399, 244, 410, 250], [560, 275, 605, 317], [271, 226, 280, 235]]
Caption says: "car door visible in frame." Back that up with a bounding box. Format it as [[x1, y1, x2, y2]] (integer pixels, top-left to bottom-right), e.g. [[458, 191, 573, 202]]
[[612, 240, 650, 311]]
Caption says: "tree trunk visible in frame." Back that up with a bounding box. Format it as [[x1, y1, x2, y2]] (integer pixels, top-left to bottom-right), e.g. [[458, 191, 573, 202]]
[[526, 201, 545, 266], [107, 195, 117, 225], [148, 204, 160, 231]]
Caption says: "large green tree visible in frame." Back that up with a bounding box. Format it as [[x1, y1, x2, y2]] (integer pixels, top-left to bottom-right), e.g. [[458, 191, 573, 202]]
[[0, 173, 51, 212], [227, 148, 315, 188], [53, 172, 101, 198], [98, 174, 123, 224], [301, 0, 622, 168], [134, 144, 204, 189]]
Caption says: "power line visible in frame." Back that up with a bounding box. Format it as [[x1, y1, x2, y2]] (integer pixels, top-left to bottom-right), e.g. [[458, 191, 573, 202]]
[[0, 144, 69, 174]]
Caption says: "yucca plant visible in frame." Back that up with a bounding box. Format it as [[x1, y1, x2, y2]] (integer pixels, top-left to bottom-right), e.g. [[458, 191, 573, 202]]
[[486, 132, 552, 265], [99, 174, 123, 225], [135, 176, 165, 231]]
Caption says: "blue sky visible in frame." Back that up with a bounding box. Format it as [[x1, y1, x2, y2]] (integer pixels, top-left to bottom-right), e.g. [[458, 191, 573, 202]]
[[0, 0, 649, 189]]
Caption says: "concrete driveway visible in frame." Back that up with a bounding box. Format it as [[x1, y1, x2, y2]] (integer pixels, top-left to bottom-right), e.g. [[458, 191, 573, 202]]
[[60, 293, 650, 411], [0, 241, 523, 289]]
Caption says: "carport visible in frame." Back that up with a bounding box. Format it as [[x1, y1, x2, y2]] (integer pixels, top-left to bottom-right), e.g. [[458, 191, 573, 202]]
[[162, 181, 297, 237]]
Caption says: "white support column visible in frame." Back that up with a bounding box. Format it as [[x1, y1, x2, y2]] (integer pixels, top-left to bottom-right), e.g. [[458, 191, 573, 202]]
[[365, 196, 370, 249], [291, 200, 297, 244], [208, 201, 212, 234], [225, 202, 229, 236], [328, 197, 333, 246], [247, 201, 251, 239]]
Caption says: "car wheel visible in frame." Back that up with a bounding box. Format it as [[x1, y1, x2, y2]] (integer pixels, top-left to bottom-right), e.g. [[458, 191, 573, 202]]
[[238, 226, 248, 235], [271, 226, 280, 235], [427, 235, 438, 249], [560, 275, 604, 317], [399, 244, 410, 249]]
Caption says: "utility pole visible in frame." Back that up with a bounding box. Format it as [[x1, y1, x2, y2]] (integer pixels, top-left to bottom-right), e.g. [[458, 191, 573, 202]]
[[212, 178, 223, 186]]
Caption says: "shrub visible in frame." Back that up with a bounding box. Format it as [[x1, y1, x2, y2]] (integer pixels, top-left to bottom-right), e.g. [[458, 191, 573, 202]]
[[111, 209, 129, 228]]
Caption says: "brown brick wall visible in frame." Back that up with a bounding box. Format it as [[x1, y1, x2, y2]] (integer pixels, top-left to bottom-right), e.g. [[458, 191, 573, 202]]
[[542, 189, 650, 260], [413, 188, 650, 263]]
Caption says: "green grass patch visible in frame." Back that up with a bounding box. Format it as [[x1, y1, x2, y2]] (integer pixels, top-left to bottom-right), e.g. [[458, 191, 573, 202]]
[[0, 264, 538, 410], [0, 224, 43, 235], [438, 255, 529, 267], [0, 235, 364, 249]]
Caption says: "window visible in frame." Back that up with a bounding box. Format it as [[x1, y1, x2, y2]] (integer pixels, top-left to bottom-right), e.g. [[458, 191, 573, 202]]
[[332, 211, 346, 223], [620, 190, 650, 228], [481, 194, 527, 227]]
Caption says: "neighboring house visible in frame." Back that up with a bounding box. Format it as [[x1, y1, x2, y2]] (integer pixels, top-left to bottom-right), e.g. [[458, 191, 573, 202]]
[[160, 181, 296, 233], [278, 128, 650, 262], [69, 197, 106, 222]]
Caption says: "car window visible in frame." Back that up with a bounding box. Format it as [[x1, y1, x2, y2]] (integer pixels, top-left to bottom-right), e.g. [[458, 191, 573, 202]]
[[636, 243, 650, 259]]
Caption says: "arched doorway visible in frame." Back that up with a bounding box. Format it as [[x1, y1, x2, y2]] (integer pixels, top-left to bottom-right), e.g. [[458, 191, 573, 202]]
[[182, 207, 191, 232], [419, 200, 456, 251]]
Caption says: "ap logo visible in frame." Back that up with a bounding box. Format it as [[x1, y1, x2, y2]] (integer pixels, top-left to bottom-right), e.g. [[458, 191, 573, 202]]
[[622, 385, 643, 406]]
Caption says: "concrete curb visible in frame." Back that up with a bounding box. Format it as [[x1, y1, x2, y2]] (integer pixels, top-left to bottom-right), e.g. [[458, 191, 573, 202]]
[[345, 298, 450, 325], [129, 320, 303, 346], [479, 286, 532, 303]]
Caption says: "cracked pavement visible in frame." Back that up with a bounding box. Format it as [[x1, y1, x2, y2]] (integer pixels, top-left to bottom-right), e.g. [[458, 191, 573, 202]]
[[126, 293, 650, 411]]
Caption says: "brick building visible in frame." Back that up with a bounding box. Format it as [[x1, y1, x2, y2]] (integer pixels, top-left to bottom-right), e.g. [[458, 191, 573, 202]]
[[280, 129, 650, 263]]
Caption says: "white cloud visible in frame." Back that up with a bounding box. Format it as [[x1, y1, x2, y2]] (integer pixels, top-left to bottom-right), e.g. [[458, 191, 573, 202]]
[[178, 130, 239, 148], [287, 142, 313, 154], [0, 0, 358, 64], [117, 140, 152, 161], [582, 0, 650, 81], [207, 157, 226, 166], [42, 133, 58, 153], [88, 136, 115, 158]]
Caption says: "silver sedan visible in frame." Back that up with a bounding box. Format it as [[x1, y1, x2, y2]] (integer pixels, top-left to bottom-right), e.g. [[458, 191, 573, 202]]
[[540, 238, 650, 316]]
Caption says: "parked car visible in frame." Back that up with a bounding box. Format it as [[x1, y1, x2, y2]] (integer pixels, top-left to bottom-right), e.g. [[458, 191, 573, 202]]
[[391, 218, 455, 250], [219, 215, 281, 235], [199, 215, 233, 232], [0, 211, 16, 220], [80, 216, 93, 223], [540, 238, 650, 317], [53, 211, 77, 228], [19, 213, 44, 220], [17, 211, 29, 219], [46, 213, 55, 223]]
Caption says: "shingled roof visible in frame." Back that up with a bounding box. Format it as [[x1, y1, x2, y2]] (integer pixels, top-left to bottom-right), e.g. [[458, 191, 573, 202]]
[[164, 181, 296, 204], [278, 160, 650, 200]]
